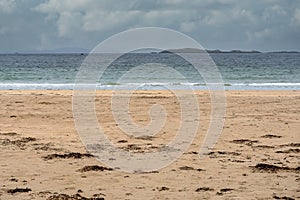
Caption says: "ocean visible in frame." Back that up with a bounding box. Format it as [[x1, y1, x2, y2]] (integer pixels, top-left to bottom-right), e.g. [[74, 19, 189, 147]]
[[0, 52, 299, 90]]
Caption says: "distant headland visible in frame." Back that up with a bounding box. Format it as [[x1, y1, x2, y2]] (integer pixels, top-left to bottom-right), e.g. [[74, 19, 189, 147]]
[[2, 48, 299, 54], [159, 48, 299, 54]]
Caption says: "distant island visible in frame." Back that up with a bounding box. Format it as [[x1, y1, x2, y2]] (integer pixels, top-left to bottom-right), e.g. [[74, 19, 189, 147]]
[[160, 48, 262, 54], [2, 48, 299, 54], [159, 48, 300, 54]]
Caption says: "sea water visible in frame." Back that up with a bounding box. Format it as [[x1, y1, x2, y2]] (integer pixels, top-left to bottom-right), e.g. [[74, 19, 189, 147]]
[[0, 52, 299, 90]]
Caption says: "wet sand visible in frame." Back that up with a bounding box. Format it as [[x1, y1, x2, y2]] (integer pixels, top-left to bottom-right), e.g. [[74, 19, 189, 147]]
[[0, 90, 299, 199]]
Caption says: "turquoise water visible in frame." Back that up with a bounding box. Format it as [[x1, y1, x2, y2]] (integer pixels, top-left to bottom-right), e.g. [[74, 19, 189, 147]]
[[0, 53, 299, 90]]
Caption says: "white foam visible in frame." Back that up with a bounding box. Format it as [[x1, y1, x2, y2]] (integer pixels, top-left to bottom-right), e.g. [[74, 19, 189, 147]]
[[0, 82, 299, 90]]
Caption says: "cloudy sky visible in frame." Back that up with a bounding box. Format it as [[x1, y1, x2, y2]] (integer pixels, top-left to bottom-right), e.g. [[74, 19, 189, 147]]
[[1, 0, 300, 53]]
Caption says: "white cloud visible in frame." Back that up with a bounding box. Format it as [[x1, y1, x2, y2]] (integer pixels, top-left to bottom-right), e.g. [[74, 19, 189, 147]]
[[83, 10, 141, 32], [180, 21, 196, 33], [56, 11, 84, 36], [0, 0, 16, 13], [292, 8, 300, 26], [270, 4, 287, 16], [201, 10, 230, 25], [254, 28, 271, 38]]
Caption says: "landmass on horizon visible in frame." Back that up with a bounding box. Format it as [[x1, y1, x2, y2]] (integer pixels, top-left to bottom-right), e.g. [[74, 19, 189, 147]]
[[159, 48, 300, 54], [5, 47, 300, 54]]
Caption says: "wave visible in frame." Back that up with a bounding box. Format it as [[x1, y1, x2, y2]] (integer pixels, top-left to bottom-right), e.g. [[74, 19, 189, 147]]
[[0, 82, 299, 90], [247, 83, 300, 86]]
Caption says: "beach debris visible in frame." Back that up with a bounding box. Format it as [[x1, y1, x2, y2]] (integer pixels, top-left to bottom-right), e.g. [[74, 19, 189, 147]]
[[125, 144, 142, 150], [117, 139, 128, 143], [195, 187, 214, 192], [276, 149, 300, 153], [229, 159, 245, 163], [135, 170, 159, 174], [251, 163, 300, 173], [273, 195, 295, 200], [0, 137, 36, 147], [38, 101, 55, 105], [254, 145, 275, 149], [279, 143, 300, 147], [231, 139, 258, 146], [179, 166, 194, 170], [135, 135, 154, 140], [0, 132, 18, 136], [220, 188, 234, 192], [216, 188, 234, 195], [9, 177, 18, 182], [157, 186, 169, 191], [261, 134, 282, 139], [43, 152, 93, 160], [78, 165, 113, 172], [33, 143, 63, 152], [179, 166, 205, 171], [7, 187, 32, 194], [47, 193, 105, 200], [186, 151, 198, 154], [208, 151, 241, 158]]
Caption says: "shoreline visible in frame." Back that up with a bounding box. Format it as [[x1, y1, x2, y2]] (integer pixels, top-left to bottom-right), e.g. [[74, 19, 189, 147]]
[[1, 89, 299, 92], [1, 83, 300, 91]]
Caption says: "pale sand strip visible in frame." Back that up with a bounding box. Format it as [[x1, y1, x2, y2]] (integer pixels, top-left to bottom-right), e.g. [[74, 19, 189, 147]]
[[0, 90, 299, 199]]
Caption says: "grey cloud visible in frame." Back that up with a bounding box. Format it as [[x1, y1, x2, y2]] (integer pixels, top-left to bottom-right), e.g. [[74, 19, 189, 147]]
[[0, 0, 300, 53]]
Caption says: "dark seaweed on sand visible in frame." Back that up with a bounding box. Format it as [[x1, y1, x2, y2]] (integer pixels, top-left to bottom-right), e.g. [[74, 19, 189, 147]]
[[195, 187, 214, 192], [273, 195, 295, 200], [7, 187, 31, 194], [43, 152, 93, 160], [0, 137, 36, 147], [179, 166, 204, 171], [251, 163, 300, 172], [261, 134, 282, 138], [47, 193, 105, 200], [279, 143, 300, 147], [78, 165, 113, 172], [0, 132, 18, 136], [208, 151, 241, 157], [276, 148, 300, 153], [216, 188, 234, 195], [157, 186, 169, 191], [231, 139, 258, 146]]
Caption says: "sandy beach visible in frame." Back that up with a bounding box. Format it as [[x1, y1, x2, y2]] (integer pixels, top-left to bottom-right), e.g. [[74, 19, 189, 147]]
[[0, 90, 299, 200]]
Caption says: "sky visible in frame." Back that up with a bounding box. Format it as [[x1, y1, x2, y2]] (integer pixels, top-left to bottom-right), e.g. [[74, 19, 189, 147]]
[[0, 0, 300, 53]]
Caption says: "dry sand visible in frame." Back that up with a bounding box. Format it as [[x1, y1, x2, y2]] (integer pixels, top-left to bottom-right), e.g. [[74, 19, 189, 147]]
[[0, 90, 299, 200]]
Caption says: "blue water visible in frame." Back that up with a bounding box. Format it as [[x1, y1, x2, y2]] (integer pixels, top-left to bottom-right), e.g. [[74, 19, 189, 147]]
[[0, 53, 299, 90]]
